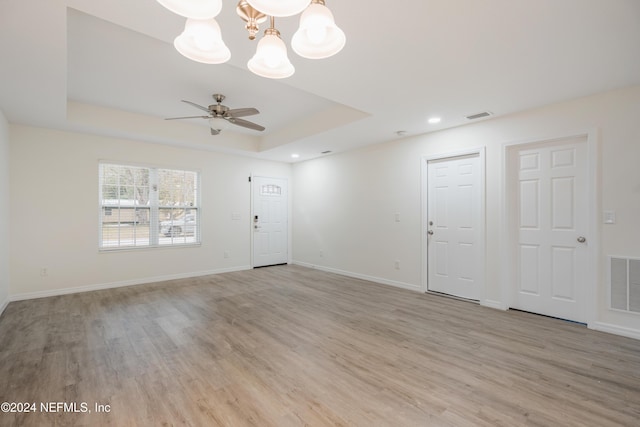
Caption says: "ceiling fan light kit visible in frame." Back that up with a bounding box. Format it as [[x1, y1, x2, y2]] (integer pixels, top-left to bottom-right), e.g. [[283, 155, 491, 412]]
[[209, 117, 230, 133], [157, 0, 345, 79]]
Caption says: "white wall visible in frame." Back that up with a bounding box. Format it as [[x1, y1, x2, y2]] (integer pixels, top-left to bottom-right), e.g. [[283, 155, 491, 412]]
[[0, 111, 9, 314], [293, 84, 640, 337], [9, 125, 291, 298]]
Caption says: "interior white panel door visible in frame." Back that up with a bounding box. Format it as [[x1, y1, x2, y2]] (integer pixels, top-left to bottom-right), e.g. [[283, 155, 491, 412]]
[[252, 176, 288, 267], [513, 138, 588, 322], [427, 154, 482, 300]]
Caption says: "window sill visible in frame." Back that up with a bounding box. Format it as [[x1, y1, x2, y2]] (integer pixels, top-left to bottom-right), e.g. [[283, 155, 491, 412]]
[[99, 242, 202, 253]]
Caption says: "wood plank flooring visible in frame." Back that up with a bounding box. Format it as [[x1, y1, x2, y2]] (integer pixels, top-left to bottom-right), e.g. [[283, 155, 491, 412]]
[[0, 265, 639, 426]]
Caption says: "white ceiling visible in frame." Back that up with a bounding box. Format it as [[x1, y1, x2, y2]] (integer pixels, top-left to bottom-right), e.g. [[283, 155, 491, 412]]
[[1, 0, 639, 162]]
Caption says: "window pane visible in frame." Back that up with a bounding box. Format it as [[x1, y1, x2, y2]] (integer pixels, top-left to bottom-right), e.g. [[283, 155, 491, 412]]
[[119, 185, 134, 200], [102, 165, 119, 186], [158, 208, 198, 245], [99, 163, 199, 249], [158, 169, 197, 207]]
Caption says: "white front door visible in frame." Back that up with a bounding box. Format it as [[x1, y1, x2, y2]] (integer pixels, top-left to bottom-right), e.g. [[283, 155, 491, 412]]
[[426, 154, 483, 300], [252, 176, 288, 267], [512, 137, 588, 322]]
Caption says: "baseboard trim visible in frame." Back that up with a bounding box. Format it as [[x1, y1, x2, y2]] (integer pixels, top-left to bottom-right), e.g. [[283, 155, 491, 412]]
[[293, 261, 421, 292], [481, 299, 506, 310], [589, 321, 640, 341], [9, 265, 252, 302]]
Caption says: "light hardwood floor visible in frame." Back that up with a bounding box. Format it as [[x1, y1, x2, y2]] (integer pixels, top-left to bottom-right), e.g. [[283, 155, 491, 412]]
[[1, 265, 639, 426]]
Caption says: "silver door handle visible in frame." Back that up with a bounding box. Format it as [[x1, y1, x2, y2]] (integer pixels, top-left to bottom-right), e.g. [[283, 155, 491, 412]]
[[427, 230, 434, 235], [577, 236, 586, 243]]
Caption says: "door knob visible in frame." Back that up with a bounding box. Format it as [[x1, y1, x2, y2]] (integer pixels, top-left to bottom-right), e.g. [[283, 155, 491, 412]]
[[577, 236, 586, 243], [427, 230, 434, 235]]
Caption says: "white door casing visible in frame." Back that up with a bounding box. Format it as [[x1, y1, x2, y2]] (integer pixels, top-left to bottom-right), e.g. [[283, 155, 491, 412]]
[[252, 176, 288, 268], [509, 136, 590, 323], [423, 151, 485, 300]]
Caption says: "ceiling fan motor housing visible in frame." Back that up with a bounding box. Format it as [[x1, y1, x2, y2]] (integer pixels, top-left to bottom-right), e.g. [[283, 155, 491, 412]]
[[164, 93, 265, 134]]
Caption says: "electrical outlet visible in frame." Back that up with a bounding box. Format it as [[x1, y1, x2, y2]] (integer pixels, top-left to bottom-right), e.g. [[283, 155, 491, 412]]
[[394, 260, 400, 270], [319, 249, 324, 258], [40, 268, 48, 277], [224, 251, 230, 259]]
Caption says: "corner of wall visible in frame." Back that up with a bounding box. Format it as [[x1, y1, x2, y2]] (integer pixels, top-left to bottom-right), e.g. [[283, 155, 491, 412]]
[[0, 297, 9, 319], [292, 260, 422, 292], [0, 109, 10, 312]]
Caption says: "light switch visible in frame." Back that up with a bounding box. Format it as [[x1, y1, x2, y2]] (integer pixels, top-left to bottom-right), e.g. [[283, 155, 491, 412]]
[[395, 213, 400, 222], [603, 210, 616, 224]]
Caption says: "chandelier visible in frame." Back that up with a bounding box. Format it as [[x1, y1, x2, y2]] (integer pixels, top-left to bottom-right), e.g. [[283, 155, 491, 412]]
[[157, 0, 346, 79]]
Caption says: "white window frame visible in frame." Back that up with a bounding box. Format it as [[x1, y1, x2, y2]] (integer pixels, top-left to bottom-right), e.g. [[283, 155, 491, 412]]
[[99, 162, 201, 250]]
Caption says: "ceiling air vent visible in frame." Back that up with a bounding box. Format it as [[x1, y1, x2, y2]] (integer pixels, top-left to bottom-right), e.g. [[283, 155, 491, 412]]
[[465, 111, 492, 120]]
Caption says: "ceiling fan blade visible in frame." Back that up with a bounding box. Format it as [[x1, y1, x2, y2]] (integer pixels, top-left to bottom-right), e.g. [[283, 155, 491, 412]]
[[228, 117, 265, 131], [211, 128, 220, 136], [226, 107, 259, 118], [181, 100, 210, 113], [165, 115, 210, 120]]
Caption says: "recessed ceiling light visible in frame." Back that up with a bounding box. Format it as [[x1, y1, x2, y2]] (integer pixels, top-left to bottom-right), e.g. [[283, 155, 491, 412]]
[[291, 153, 300, 158], [428, 117, 441, 124]]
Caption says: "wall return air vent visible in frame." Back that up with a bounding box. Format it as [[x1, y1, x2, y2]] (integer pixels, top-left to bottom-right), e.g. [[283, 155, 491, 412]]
[[465, 111, 493, 120], [610, 256, 640, 314]]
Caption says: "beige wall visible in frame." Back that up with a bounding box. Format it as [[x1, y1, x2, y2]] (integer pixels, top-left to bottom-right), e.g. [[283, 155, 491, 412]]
[[293, 84, 640, 337], [9, 125, 291, 297], [0, 111, 9, 312], [6, 85, 640, 338]]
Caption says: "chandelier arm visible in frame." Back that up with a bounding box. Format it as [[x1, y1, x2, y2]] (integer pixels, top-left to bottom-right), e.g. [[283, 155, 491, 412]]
[[161, 0, 346, 79]]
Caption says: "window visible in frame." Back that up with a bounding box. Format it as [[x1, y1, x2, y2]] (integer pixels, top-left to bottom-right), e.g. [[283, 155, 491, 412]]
[[99, 163, 200, 249], [261, 184, 282, 196]]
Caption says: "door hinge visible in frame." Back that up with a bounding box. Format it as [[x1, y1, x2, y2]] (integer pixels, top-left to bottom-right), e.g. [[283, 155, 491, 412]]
[[248, 176, 252, 182]]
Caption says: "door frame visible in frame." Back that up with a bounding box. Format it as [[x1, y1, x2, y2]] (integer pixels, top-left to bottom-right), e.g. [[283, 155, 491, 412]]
[[250, 174, 291, 268], [501, 130, 599, 324], [421, 147, 486, 301]]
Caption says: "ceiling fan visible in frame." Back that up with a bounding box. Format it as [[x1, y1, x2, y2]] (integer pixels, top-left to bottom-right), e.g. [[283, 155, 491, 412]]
[[165, 93, 265, 135]]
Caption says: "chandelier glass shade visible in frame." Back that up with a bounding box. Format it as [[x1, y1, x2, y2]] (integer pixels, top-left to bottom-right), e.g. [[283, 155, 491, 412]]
[[291, 2, 345, 59], [246, 0, 311, 17], [247, 27, 295, 79], [157, 0, 222, 19], [157, 0, 344, 79], [174, 18, 231, 64]]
